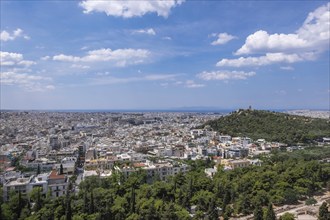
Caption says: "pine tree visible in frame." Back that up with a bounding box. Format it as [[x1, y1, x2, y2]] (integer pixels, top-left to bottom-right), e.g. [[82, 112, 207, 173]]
[[18, 191, 23, 219], [65, 195, 72, 220], [130, 186, 135, 213], [265, 203, 276, 220], [0, 198, 2, 220], [207, 198, 219, 220], [319, 202, 329, 220], [223, 205, 233, 220], [65, 182, 72, 220], [222, 189, 231, 212], [89, 190, 95, 214], [253, 205, 263, 220], [34, 188, 42, 212], [145, 203, 157, 220], [161, 202, 177, 220], [188, 177, 193, 201], [60, 163, 64, 175], [83, 190, 88, 213], [37, 164, 41, 175]]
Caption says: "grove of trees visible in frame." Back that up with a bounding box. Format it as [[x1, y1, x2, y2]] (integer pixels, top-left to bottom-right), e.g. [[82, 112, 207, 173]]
[[202, 109, 330, 145], [1, 148, 330, 220]]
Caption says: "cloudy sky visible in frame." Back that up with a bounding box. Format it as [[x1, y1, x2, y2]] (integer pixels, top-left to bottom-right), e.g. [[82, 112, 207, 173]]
[[1, 1, 329, 110]]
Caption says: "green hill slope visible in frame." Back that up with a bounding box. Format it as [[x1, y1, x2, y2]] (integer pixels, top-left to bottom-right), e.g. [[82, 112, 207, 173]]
[[202, 109, 330, 144]]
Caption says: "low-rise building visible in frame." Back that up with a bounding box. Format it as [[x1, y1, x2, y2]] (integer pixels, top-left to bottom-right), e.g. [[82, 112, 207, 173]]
[[221, 159, 251, 169], [114, 160, 190, 181]]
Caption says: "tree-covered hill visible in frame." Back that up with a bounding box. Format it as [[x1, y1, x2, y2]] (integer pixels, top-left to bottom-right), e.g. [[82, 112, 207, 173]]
[[201, 109, 330, 144]]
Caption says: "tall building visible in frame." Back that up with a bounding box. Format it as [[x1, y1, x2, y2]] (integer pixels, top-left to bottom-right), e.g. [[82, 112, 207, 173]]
[[49, 135, 59, 150]]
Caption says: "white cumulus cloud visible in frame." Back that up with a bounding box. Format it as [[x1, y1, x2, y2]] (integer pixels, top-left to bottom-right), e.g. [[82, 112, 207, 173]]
[[132, 28, 156, 35], [40, 56, 50, 61], [216, 53, 316, 67], [198, 70, 256, 80], [53, 48, 151, 67], [211, 33, 237, 45], [1, 71, 54, 91], [0, 28, 30, 41], [0, 51, 36, 67], [236, 3, 330, 55], [215, 3, 330, 68], [79, 0, 184, 18]]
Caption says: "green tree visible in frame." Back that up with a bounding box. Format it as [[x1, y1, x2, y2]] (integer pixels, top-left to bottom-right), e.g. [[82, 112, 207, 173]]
[[130, 186, 136, 214], [265, 203, 276, 220], [37, 164, 41, 175], [206, 198, 219, 220], [253, 205, 263, 220], [279, 212, 295, 220], [127, 213, 140, 220], [223, 205, 233, 220], [60, 163, 64, 175], [29, 187, 43, 212], [83, 190, 88, 213], [65, 189, 72, 220], [318, 202, 329, 220], [305, 197, 317, 206], [194, 210, 204, 220], [18, 207, 30, 220], [111, 197, 128, 220], [89, 190, 94, 214], [283, 188, 298, 204], [161, 202, 177, 220], [0, 187, 3, 220], [176, 209, 190, 220]]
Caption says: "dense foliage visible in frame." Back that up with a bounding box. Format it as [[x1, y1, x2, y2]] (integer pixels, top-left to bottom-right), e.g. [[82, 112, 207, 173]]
[[1, 148, 330, 220], [201, 109, 330, 144]]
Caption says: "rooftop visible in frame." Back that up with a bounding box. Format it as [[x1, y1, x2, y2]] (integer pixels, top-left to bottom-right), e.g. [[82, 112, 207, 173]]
[[48, 170, 65, 180]]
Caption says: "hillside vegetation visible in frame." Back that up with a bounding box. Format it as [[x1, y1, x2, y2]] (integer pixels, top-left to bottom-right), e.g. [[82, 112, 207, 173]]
[[3, 148, 330, 220], [202, 109, 330, 144]]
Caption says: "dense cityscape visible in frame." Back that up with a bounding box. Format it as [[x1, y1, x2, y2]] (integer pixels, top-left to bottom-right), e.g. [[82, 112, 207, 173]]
[[1, 0, 330, 219], [0, 109, 329, 219]]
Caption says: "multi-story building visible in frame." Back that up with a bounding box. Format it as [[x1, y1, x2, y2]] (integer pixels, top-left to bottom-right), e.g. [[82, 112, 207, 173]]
[[2, 173, 48, 201], [114, 160, 190, 181], [49, 135, 59, 150], [2, 171, 68, 201], [48, 170, 68, 198], [48, 150, 76, 162], [84, 156, 117, 171], [20, 158, 57, 172]]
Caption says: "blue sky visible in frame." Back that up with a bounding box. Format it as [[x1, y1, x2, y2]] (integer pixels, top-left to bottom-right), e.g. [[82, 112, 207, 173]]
[[1, 0, 329, 110]]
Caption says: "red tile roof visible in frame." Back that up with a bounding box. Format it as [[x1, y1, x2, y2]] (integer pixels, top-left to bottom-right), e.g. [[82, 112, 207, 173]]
[[48, 170, 65, 180]]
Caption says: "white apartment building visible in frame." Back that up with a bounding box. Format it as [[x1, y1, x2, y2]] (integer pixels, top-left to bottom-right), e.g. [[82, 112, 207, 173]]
[[48, 170, 68, 198], [3, 171, 68, 201], [114, 160, 190, 181], [3, 173, 48, 201]]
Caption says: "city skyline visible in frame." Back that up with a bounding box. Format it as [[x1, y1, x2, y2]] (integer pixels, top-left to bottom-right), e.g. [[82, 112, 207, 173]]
[[1, 1, 329, 110]]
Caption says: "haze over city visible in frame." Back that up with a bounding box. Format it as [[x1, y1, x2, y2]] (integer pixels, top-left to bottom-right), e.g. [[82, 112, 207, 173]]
[[1, 1, 329, 110]]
